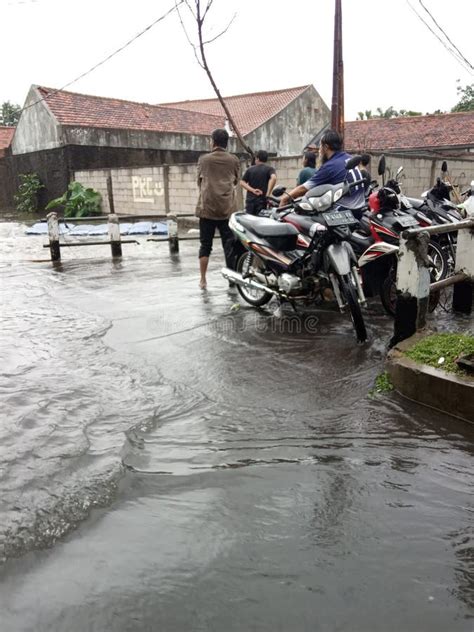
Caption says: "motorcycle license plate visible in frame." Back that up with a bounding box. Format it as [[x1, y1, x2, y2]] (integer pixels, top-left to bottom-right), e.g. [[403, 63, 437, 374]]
[[324, 209, 356, 226], [396, 215, 419, 228]]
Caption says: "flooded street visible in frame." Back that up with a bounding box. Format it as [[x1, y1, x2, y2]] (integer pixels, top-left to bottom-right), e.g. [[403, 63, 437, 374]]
[[0, 220, 473, 631]]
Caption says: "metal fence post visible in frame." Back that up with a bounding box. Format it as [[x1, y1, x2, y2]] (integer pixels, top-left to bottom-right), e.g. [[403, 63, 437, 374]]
[[452, 204, 474, 314], [390, 231, 431, 347], [108, 213, 122, 258], [167, 214, 179, 254], [46, 211, 61, 262]]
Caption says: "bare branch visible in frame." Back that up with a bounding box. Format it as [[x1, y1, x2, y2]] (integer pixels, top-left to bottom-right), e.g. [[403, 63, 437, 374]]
[[202, 0, 214, 20], [175, 1, 204, 69], [192, 0, 254, 159], [202, 13, 236, 45]]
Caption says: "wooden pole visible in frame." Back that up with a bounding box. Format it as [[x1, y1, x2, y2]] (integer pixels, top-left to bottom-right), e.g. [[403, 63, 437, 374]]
[[390, 231, 431, 347], [167, 214, 179, 254], [46, 211, 61, 262], [108, 213, 122, 258], [452, 196, 474, 313], [331, 0, 344, 143], [106, 173, 115, 214]]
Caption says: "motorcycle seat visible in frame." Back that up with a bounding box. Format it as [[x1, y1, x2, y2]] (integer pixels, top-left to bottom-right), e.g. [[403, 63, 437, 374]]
[[236, 213, 298, 238]]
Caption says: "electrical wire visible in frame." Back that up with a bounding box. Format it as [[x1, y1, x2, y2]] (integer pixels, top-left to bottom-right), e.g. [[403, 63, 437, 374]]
[[19, 1, 183, 114], [418, 0, 473, 72], [406, 0, 473, 75]]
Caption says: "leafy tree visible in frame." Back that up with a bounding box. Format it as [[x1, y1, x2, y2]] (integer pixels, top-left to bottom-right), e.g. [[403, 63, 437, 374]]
[[451, 83, 474, 112], [14, 173, 44, 213], [0, 101, 21, 126]]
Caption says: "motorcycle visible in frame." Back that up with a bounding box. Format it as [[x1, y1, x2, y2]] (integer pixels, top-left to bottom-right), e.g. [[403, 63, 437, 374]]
[[222, 171, 369, 343]]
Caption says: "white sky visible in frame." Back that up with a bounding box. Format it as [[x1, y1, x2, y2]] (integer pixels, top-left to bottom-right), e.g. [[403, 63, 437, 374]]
[[2, 0, 473, 121]]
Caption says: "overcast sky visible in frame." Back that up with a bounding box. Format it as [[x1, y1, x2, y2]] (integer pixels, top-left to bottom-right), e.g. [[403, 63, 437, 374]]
[[2, 0, 473, 121]]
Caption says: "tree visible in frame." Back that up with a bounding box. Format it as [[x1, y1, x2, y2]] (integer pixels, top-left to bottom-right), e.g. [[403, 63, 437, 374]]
[[451, 83, 474, 112], [175, 0, 254, 160], [0, 101, 21, 126], [357, 107, 423, 120]]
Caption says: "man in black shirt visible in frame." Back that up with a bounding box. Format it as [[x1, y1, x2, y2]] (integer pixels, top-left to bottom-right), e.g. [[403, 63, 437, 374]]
[[240, 150, 277, 215]]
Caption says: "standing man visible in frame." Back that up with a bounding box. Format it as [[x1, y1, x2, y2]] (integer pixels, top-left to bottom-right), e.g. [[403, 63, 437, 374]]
[[196, 128, 240, 290], [240, 150, 277, 215], [297, 151, 317, 185]]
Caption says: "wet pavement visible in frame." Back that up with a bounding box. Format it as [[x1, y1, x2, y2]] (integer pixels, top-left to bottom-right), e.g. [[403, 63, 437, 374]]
[[0, 221, 473, 631]]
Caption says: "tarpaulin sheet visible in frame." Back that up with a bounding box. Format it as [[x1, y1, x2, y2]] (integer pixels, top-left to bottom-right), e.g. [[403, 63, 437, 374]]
[[25, 221, 168, 236]]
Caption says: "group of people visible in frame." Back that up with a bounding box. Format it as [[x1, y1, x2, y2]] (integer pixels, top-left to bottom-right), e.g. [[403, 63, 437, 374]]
[[195, 127, 371, 289]]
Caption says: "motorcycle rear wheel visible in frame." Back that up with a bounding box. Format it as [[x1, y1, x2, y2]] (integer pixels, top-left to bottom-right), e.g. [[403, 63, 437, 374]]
[[236, 252, 273, 307], [380, 268, 440, 317], [339, 274, 367, 342], [428, 240, 449, 281]]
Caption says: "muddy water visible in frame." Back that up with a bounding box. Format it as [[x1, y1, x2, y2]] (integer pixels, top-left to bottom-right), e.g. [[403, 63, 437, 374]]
[[0, 221, 473, 631]]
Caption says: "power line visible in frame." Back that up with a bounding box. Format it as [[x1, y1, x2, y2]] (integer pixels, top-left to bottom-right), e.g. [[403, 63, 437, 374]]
[[406, 0, 473, 75], [20, 1, 183, 114], [418, 0, 473, 72]]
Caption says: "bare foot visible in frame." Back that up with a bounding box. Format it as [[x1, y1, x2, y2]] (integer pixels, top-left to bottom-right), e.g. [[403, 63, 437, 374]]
[[199, 279, 207, 290]]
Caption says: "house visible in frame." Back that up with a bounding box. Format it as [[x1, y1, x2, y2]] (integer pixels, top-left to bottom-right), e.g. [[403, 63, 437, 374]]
[[0, 83, 330, 208], [160, 85, 330, 156], [343, 112, 474, 157], [0, 126, 15, 158]]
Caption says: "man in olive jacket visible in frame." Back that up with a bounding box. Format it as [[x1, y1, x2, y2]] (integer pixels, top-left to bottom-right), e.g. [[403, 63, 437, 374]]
[[196, 128, 240, 290]]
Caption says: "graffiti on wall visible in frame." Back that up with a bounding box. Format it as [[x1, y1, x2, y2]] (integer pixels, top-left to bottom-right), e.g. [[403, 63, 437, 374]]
[[132, 176, 164, 204]]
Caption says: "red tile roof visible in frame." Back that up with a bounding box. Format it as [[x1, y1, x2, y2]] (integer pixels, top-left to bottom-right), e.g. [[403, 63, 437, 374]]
[[345, 112, 474, 152], [0, 126, 15, 156], [160, 86, 312, 135], [36, 86, 224, 135]]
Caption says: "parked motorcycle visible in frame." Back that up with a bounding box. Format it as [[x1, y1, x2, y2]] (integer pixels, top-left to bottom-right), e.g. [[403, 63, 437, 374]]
[[222, 173, 369, 343]]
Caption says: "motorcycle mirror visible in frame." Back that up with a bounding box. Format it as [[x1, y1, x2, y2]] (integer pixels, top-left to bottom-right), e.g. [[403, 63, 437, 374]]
[[441, 161, 448, 173], [346, 155, 362, 170], [377, 155, 386, 176], [272, 186, 286, 197], [396, 166, 404, 178]]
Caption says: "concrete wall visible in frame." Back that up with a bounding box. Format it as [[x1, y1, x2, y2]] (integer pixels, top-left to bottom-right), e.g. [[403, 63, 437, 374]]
[[74, 160, 244, 215], [73, 152, 473, 216], [11, 87, 60, 155], [246, 86, 330, 157]]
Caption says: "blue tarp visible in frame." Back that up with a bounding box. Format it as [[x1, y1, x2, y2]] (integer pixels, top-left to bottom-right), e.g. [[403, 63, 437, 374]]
[[25, 221, 168, 237]]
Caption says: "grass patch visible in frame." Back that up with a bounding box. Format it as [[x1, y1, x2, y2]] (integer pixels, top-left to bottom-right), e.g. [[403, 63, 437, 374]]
[[404, 332, 474, 374], [369, 371, 393, 396]]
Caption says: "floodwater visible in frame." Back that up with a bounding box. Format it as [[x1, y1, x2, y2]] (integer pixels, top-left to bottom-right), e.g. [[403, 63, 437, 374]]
[[0, 220, 473, 631]]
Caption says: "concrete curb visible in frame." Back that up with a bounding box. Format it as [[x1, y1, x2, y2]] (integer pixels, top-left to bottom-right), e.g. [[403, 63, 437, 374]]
[[386, 331, 474, 424]]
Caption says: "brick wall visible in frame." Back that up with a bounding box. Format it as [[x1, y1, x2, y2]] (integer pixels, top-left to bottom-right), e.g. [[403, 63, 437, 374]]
[[73, 153, 473, 215]]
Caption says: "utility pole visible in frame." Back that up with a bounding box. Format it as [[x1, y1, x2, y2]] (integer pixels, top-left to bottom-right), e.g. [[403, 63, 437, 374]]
[[331, 0, 344, 144]]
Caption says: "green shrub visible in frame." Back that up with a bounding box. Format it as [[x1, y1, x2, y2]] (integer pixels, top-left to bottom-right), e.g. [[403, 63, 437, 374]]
[[14, 173, 44, 213], [405, 332, 474, 374], [45, 181, 102, 218]]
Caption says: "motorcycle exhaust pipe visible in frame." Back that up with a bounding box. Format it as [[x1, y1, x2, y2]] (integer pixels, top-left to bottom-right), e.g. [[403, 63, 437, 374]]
[[221, 267, 280, 297]]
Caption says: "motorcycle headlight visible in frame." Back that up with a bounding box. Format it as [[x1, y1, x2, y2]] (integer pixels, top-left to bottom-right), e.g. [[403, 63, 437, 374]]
[[311, 190, 333, 212], [334, 188, 343, 203], [297, 201, 313, 212]]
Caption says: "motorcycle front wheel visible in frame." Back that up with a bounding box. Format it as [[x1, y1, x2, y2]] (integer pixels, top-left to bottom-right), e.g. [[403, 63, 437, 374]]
[[339, 273, 367, 342], [236, 252, 273, 307]]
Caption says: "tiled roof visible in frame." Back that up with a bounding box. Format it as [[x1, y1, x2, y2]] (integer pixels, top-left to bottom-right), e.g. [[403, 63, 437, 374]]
[[36, 86, 224, 135], [0, 126, 15, 155], [344, 112, 474, 152], [160, 86, 312, 135]]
